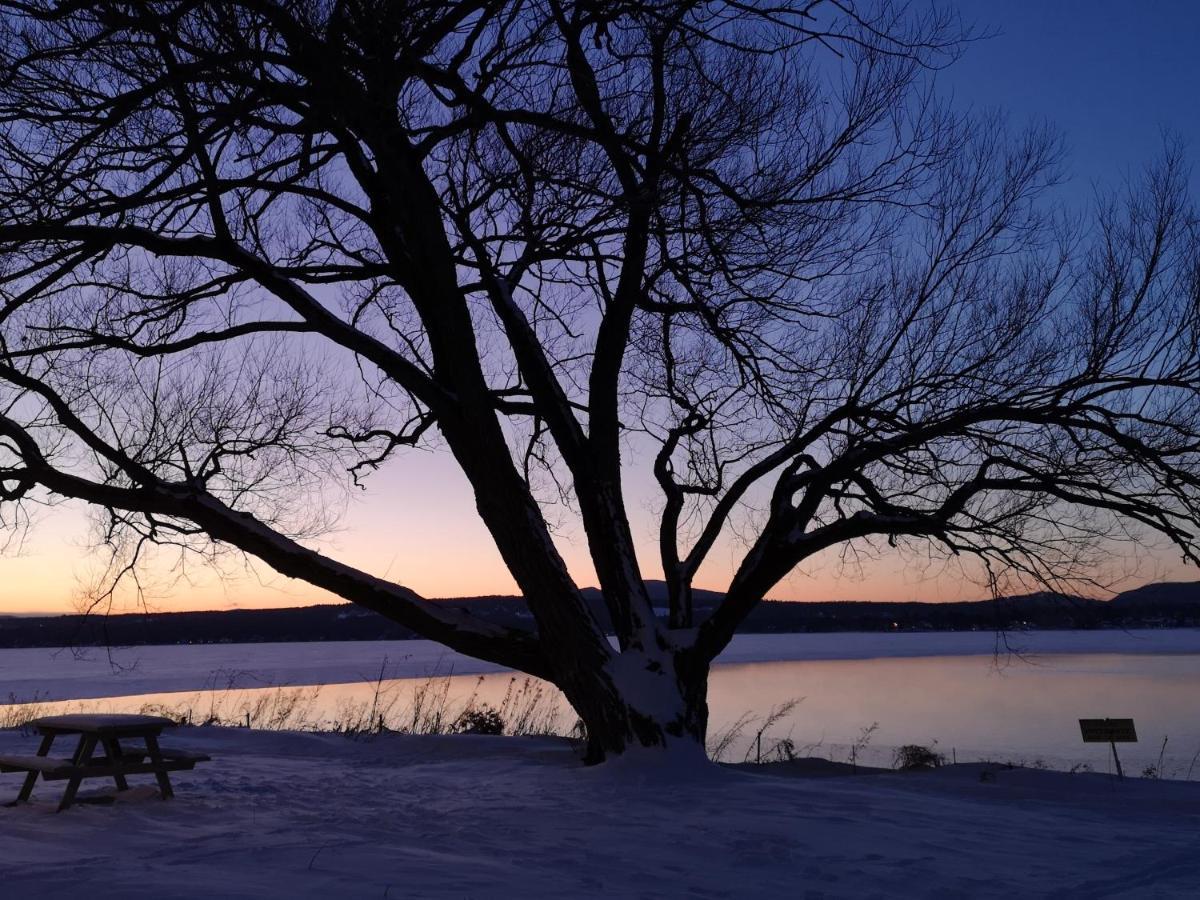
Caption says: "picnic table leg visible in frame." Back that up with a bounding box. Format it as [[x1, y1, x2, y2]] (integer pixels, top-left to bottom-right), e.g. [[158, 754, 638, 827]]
[[144, 734, 174, 800], [14, 733, 54, 804], [101, 737, 130, 792], [58, 735, 97, 812]]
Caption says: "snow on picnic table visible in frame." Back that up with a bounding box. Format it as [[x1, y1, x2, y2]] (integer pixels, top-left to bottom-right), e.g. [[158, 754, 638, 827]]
[[4, 629, 1200, 704], [0, 727, 1196, 898]]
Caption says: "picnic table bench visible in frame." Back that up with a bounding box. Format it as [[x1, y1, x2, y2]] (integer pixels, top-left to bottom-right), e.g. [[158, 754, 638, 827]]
[[1, 714, 210, 811]]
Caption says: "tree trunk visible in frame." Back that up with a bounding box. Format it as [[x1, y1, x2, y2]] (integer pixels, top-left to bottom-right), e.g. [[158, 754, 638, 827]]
[[554, 646, 712, 765]]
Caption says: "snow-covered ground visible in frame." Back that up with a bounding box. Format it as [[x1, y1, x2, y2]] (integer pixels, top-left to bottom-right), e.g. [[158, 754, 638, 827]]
[[5, 629, 1200, 704], [1, 727, 1196, 898]]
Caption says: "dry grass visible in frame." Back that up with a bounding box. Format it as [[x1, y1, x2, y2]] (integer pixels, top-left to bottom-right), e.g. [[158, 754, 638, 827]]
[[707, 698, 803, 763], [0, 669, 567, 740], [0, 692, 50, 730]]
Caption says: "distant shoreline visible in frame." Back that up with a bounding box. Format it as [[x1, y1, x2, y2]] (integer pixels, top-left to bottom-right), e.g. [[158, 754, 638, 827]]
[[2, 579, 1199, 650]]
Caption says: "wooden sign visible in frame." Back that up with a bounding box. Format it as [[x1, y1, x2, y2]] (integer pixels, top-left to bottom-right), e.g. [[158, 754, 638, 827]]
[[1079, 718, 1138, 743]]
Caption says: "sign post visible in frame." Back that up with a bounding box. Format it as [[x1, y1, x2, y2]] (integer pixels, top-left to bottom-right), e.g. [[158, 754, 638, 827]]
[[1079, 718, 1137, 779]]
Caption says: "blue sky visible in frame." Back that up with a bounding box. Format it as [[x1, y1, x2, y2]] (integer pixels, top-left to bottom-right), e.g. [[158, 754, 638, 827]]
[[946, 1, 1199, 197]]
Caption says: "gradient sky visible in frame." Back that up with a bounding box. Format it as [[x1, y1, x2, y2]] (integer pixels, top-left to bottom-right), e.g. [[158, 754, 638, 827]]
[[2, 1, 1199, 614]]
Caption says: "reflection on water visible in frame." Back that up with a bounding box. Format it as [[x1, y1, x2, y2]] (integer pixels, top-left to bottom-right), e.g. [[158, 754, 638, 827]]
[[708, 654, 1200, 774], [6, 653, 1200, 776]]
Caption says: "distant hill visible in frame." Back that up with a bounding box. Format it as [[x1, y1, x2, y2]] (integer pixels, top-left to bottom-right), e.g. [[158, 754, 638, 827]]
[[0, 580, 1196, 649], [1108, 581, 1200, 609]]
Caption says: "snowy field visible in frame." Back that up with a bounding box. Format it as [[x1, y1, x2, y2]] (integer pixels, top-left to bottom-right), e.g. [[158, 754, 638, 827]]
[[1, 727, 1197, 898], [3, 634, 1199, 897], [4, 629, 1200, 704]]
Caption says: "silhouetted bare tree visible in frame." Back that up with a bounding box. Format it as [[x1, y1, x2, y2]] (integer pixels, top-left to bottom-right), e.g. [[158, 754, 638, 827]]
[[0, 1, 1196, 760]]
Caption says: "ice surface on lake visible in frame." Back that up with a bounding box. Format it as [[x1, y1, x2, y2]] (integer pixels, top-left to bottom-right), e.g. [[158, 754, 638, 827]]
[[3, 629, 1199, 704]]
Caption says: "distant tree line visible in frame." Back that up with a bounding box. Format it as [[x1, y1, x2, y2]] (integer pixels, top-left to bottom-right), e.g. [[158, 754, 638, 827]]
[[2, 581, 1196, 649]]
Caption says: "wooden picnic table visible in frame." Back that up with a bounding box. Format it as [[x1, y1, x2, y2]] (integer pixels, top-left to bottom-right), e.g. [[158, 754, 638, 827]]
[[1, 714, 210, 811]]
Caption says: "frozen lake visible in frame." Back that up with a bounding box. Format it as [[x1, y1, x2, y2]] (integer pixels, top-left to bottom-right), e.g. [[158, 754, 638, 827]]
[[3, 630, 1200, 774]]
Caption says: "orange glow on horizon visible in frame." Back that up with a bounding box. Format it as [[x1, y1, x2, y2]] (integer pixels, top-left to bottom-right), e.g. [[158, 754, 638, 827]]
[[0, 397, 1194, 617], [1, 486, 1193, 616]]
